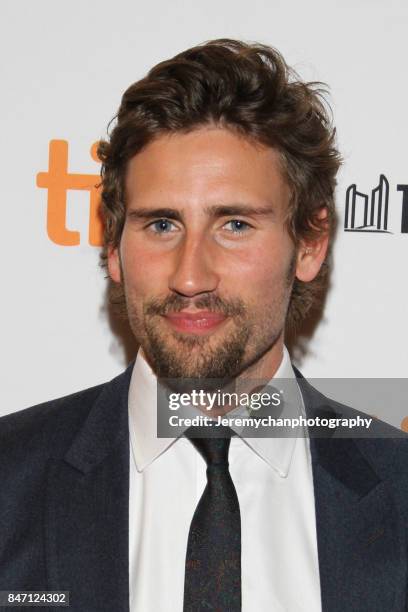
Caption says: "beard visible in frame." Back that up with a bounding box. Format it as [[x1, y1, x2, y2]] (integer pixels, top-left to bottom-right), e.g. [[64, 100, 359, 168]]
[[141, 294, 250, 390], [121, 254, 296, 387]]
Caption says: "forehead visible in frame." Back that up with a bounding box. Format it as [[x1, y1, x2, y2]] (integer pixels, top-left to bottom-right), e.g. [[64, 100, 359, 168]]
[[125, 127, 290, 210]]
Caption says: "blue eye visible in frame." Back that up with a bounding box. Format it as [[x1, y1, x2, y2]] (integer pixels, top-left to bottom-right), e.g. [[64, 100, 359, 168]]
[[147, 218, 250, 235], [149, 219, 176, 233], [224, 219, 251, 233]]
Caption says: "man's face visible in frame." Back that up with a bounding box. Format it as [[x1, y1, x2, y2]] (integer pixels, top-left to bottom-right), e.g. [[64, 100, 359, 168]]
[[108, 127, 319, 380]]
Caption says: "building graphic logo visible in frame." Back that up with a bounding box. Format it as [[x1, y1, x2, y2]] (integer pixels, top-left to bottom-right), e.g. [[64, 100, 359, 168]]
[[345, 174, 390, 232], [344, 174, 408, 234]]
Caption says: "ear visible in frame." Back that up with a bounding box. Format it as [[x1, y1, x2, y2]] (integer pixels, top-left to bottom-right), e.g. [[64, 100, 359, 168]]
[[107, 246, 121, 283], [295, 207, 330, 282]]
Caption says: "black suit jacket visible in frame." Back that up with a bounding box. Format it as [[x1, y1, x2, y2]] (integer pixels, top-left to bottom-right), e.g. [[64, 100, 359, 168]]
[[1, 363, 408, 611]]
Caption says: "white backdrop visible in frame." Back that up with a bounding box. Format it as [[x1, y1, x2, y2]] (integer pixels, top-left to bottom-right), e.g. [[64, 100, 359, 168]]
[[1, 0, 407, 426]]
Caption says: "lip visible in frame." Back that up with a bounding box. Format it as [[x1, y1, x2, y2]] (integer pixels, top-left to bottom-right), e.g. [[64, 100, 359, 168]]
[[163, 311, 228, 334]]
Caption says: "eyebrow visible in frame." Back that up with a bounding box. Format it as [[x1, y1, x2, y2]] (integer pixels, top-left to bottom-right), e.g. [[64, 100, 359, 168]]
[[127, 203, 276, 222]]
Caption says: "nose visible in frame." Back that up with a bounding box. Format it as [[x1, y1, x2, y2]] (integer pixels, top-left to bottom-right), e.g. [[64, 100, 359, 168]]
[[168, 232, 220, 297]]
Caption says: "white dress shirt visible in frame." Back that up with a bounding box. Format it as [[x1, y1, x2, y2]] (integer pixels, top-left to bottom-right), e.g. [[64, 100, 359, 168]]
[[128, 347, 322, 611]]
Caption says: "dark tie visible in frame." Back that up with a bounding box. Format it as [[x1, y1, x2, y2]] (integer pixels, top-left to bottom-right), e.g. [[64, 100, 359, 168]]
[[183, 427, 242, 611]]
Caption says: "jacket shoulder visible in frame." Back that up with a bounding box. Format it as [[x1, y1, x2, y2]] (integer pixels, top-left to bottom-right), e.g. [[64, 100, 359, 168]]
[[296, 372, 408, 471], [311, 385, 408, 488], [0, 382, 107, 464], [0, 361, 134, 465]]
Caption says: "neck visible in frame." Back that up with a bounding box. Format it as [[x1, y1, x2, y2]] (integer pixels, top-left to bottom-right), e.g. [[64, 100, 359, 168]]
[[237, 337, 285, 383]]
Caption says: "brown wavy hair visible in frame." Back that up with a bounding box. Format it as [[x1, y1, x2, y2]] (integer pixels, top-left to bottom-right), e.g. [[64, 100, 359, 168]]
[[97, 38, 342, 331]]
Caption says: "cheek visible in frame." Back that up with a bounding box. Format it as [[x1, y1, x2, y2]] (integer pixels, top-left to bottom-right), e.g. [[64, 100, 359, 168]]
[[119, 238, 177, 306], [219, 236, 294, 295]]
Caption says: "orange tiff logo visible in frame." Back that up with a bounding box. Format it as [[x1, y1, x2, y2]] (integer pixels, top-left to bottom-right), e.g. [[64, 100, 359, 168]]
[[36, 140, 103, 246]]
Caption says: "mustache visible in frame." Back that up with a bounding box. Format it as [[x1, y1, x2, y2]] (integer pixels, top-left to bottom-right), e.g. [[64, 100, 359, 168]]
[[144, 293, 246, 318]]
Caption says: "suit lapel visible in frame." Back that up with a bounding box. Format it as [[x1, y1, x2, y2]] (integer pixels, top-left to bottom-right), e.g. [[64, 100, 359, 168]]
[[297, 374, 406, 612], [45, 364, 133, 612]]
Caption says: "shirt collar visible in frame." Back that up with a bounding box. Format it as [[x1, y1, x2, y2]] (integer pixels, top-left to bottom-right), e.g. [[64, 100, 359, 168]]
[[128, 346, 304, 478], [128, 348, 176, 472]]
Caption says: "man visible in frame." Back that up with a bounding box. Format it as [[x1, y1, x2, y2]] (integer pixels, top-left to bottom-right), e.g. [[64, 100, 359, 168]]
[[1, 39, 408, 612]]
